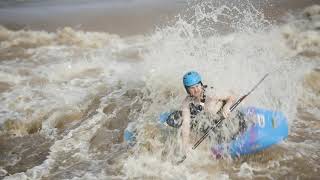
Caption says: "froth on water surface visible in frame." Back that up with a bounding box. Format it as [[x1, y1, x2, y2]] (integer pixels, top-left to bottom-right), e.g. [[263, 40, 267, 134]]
[[0, 134, 53, 176]]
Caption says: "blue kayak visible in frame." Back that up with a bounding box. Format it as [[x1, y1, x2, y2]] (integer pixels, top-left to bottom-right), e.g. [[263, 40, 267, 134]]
[[124, 106, 288, 158], [212, 107, 288, 158]]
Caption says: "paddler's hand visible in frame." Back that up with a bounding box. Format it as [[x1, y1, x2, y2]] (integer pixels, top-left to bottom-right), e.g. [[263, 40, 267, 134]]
[[176, 145, 192, 164], [176, 155, 187, 165], [222, 106, 231, 118]]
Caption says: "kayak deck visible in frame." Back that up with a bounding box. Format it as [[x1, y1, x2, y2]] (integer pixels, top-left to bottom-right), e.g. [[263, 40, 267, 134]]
[[212, 107, 289, 158]]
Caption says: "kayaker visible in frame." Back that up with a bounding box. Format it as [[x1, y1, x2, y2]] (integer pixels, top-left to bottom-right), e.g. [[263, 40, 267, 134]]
[[180, 71, 236, 152]]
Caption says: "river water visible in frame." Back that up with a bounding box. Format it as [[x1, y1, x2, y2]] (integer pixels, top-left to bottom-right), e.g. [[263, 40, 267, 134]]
[[0, 0, 319, 179]]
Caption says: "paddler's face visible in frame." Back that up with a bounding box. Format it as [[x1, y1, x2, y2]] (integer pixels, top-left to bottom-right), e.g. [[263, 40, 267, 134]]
[[188, 84, 202, 98]]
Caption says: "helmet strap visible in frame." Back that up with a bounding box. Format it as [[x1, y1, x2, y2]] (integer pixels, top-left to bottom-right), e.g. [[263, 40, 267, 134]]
[[201, 83, 207, 103]]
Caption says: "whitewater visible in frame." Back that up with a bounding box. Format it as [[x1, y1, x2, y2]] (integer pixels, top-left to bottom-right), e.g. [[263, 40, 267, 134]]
[[0, 0, 319, 179]]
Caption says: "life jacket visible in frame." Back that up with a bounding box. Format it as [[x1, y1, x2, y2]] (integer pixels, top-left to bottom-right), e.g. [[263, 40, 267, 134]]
[[165, 91, 225, 130], [166, 93, 206, 128], [189, 102, 204, 118]]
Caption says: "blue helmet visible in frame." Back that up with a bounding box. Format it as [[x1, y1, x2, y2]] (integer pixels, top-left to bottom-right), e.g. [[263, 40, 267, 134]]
[[183, 71, 202, 87]]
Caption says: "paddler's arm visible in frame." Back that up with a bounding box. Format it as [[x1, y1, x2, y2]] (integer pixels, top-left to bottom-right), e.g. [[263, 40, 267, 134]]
[[181, 99, 191, 152], [219, 95, 236, 118]]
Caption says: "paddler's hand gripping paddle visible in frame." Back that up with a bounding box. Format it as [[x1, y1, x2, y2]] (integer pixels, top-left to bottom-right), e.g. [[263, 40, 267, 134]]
[[192, 73, 269, 150]]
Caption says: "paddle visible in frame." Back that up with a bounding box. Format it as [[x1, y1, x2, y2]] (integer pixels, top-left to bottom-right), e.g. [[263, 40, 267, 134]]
[[192, 73, 269, 150]]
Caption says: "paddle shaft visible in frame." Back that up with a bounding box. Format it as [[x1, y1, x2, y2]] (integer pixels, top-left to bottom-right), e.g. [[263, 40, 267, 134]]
[[192, 73, 269, 150]]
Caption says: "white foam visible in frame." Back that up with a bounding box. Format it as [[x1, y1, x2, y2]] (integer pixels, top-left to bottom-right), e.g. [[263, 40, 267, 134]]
[[237, 162, 254, 178]]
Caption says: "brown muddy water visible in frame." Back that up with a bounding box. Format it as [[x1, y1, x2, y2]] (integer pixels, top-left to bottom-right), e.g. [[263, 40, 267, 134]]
[[0, 0, 320, 179]]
